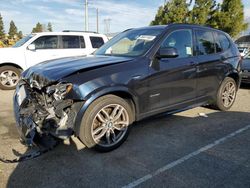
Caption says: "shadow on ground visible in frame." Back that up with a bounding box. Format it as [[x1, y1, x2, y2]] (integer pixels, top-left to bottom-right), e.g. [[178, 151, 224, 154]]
[[5, 110, 250, 188]]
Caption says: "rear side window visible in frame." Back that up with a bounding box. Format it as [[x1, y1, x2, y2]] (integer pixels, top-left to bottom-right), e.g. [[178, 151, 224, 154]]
[[62, 36, 80, 48], [213, 32, 230, 52], [195, 30, 215, 55], [90, 36, 104, 48], [213, 32, 223, 53], [32, 36, 58, 49]]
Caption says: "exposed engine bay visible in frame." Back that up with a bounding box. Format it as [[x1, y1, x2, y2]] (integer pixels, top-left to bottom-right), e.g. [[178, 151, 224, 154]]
[[13, 78, 83, 147]]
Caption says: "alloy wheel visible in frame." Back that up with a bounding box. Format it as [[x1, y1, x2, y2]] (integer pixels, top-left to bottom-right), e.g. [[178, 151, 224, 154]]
[[221, 81, 236, 108], [91, 104, 129, 147], [0, 70, 19, 88]]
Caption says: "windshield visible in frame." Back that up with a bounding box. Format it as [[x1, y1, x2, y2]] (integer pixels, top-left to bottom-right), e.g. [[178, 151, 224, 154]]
[[95, 28, 164, 57], [13, 34, 35, 47]]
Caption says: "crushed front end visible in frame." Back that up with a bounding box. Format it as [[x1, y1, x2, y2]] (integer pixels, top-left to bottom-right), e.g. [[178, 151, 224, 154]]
[[13, 77, 83, 147]]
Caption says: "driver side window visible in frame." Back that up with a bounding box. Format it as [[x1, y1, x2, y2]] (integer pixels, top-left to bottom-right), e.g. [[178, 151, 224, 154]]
[[161, 30, 193, 58]]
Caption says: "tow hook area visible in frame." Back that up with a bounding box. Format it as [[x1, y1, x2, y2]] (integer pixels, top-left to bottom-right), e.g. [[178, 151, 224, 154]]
[[0, 134, 59, 163]]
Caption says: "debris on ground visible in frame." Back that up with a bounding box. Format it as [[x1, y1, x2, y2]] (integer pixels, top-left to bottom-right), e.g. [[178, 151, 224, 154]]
[[0, 134, 59, 163], [198, 113, 208, 118]]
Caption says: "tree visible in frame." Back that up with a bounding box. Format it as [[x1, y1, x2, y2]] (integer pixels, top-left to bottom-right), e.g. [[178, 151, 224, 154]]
[[47, 22, 53, 32], [151, 0, 189, 25], [151, 0, 248, 37], [0, 13, 5, 40], [8, 20, 18, 39], [188, 0, 218, 25], [217, 0, 248, 37], [17, 31, 23, 39], [32, 22, 43, 33]]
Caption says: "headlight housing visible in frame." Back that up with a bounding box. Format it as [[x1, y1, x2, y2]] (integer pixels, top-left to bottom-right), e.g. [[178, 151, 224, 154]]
[[46, 83, 73, 100]]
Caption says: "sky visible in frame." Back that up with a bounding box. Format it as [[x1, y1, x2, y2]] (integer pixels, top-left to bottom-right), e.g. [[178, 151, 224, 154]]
[[0, 0, 250, 35]]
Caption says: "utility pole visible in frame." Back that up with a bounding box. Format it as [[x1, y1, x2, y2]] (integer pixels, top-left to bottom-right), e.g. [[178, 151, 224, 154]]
[[96, 8, 99, 33], [85, 0, 88, 31], [103, 18, 111, 34]]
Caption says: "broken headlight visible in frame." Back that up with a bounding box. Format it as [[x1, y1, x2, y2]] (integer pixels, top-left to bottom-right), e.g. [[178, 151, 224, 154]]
[[46, 83, 73, 100]]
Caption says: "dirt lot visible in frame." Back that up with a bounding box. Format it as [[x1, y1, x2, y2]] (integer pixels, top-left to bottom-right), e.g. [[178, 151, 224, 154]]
[[0, 85, 250, 188]]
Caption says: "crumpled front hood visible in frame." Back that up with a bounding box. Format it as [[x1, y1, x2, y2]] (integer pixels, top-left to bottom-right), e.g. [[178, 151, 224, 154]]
[[22, 55, 133, 87]]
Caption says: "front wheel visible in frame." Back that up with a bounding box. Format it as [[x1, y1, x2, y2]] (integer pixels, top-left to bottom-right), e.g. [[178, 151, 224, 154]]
[[79, 95, 134, 152], [0, 66, 21, 90], [214, 77, 237, 111]]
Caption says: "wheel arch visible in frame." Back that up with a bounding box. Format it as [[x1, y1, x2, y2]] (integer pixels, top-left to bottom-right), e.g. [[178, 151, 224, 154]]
[[0, 62, 24, 71], [74, 87, 138, 136], [226, 71, 240, 88]]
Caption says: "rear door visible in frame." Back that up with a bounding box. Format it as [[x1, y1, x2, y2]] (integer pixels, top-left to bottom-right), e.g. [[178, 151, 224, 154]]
[[194, 29, 227, 99], [148, 28, 197, 110]]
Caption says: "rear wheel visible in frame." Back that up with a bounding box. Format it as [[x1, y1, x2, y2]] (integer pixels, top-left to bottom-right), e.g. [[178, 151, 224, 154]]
[[79, 95, 134, 152], [214, 77, 237, 111], [0, 66, 21, 90]]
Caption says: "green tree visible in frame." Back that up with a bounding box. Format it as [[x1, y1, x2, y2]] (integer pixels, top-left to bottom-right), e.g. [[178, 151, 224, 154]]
[[0, 13, 5, 40], [32, 22, 43, 33], [188, 0, 218, 25], [17, 31, 23, 39], [47, 22, 53, 32], [8, 20, 18, 39], [217, 0, 248, 37], [151, 0, 189, 25]]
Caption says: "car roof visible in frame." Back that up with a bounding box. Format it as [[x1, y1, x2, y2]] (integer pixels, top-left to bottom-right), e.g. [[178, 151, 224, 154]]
[[167, 23, 227, 33], [33, 31, 107, 37], [129, 24, 227, 34]]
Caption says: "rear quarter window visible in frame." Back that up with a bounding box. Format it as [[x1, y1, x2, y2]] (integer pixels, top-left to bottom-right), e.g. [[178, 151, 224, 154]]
[[90, 36, 104, 48]]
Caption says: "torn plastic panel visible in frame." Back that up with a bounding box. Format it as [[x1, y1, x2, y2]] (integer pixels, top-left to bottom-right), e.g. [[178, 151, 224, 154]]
[[13, 79, 84, 147]]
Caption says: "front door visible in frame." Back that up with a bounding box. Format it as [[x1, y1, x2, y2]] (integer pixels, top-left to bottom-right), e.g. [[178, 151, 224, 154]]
[[25, 35, 61, 67], [148, 29, 197, 110]]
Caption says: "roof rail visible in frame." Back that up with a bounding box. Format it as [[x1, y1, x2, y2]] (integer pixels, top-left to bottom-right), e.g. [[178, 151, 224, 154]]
[[62, 30, 98, 34]]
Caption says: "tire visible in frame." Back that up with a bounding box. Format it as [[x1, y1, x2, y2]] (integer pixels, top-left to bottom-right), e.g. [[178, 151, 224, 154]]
[[78, 95, 134, 152], [214, 77, 237, 111], [0, 66, 21, 90]]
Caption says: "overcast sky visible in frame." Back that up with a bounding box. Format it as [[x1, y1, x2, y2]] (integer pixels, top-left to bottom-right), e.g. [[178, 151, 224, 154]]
[[0, 0, 249, 34]]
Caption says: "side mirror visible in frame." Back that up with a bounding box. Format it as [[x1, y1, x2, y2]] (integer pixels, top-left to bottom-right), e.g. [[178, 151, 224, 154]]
[[27, 44, 36, 51], [157, 47, 179, 58]]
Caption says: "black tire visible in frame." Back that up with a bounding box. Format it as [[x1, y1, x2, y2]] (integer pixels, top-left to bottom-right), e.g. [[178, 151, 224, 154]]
[[214, 77, 237, 111], [0, 66, 21, 90], [78, 95, 134, 152]]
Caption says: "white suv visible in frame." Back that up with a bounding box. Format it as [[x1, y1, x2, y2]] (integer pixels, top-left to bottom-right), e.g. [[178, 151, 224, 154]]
[[0, 31, 108, 90]]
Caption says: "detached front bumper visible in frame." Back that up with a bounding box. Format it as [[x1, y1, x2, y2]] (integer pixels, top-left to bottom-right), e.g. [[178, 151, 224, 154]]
[[13, 83, 84, 146], [13, 84, 37, 145]]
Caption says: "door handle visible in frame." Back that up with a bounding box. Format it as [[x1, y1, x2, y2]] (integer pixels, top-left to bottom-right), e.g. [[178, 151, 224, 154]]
[[220, 56, 227, 61]]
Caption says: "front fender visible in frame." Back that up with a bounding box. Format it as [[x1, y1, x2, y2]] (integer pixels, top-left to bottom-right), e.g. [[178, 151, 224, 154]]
[[73, 86, 138, 136]]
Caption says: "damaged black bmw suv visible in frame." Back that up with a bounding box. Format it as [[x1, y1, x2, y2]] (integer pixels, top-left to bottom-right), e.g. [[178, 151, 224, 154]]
[[14, 24, 241, 152]]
